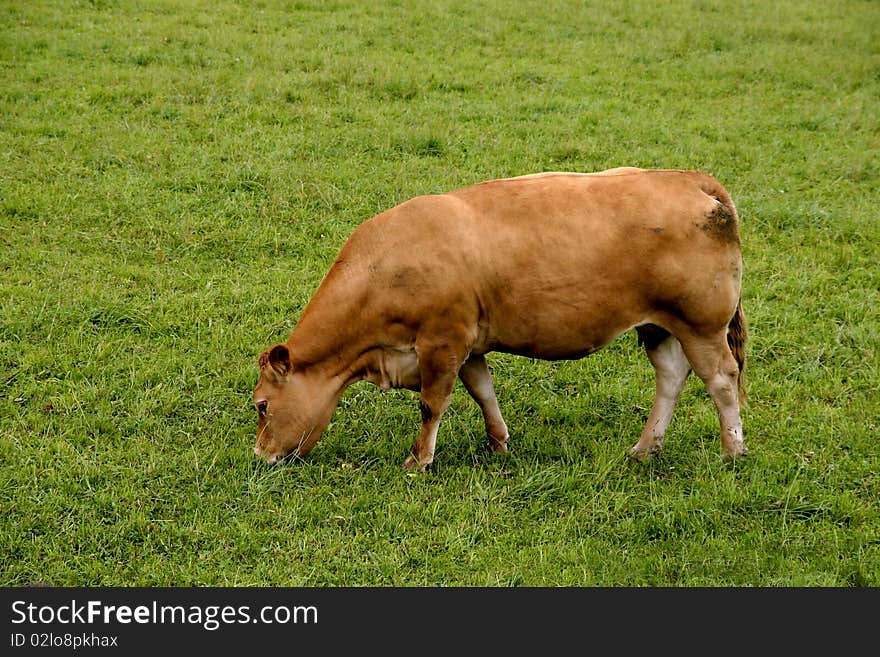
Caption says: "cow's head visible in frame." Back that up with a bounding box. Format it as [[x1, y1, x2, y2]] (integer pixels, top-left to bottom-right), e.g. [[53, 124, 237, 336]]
[[252, 343, 339, 464]]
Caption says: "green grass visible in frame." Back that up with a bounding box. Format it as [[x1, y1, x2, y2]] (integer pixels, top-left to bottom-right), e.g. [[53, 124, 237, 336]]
[[2, 0, 878, 586]]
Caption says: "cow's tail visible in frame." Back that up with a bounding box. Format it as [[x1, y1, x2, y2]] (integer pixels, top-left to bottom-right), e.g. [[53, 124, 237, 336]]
[[727, 299, 748, 404]]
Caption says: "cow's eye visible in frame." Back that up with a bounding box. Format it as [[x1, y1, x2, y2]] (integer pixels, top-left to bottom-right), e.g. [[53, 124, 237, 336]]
[[255, 400, 268, 417]]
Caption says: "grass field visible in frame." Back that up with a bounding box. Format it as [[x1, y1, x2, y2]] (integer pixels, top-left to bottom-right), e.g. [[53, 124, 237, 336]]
[[2, 0, 878, 586]]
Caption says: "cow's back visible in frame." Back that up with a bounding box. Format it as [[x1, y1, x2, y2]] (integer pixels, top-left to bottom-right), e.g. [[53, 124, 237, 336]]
[[442, 169, 743, 358]]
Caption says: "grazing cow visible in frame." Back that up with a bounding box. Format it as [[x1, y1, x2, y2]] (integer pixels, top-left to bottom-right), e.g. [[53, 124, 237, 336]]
[[253, 167, 748, 470]]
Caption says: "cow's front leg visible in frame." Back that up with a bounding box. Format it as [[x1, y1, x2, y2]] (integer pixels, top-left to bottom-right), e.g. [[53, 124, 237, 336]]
[[403, 340, 467, 471], [458, 353, 510, 454]]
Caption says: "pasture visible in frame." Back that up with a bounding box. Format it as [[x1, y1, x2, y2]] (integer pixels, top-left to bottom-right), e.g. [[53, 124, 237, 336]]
[[1, 0, 878, 586]]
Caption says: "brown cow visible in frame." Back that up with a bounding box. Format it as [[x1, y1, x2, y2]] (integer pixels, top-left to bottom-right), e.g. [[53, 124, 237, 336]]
[[253, 167, 748, 470]]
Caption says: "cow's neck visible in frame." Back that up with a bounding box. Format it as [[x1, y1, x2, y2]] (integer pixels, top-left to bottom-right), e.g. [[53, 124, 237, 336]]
[[286, 267, 374, 384]]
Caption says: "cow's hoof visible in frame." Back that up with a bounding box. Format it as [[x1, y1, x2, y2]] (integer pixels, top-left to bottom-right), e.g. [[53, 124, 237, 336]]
[[402, 454, 430, 471], [721, 445, 748, 463], [630, 445, 660, 462], [487, 435, 510, 454]]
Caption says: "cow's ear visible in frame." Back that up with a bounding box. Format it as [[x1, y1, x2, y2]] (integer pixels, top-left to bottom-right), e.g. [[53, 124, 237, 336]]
[[264, 344, 291, 378]]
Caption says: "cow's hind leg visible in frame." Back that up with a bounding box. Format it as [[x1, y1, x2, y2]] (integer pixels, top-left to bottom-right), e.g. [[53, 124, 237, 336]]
[[458, 353, 510, 454], [678, 330, 747, 461], [631, 325, 692, 461], [403, 338, 468, 471]]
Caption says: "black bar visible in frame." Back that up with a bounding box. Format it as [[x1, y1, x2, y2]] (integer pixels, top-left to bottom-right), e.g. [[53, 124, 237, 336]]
[[0, 587, 874, 652]]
